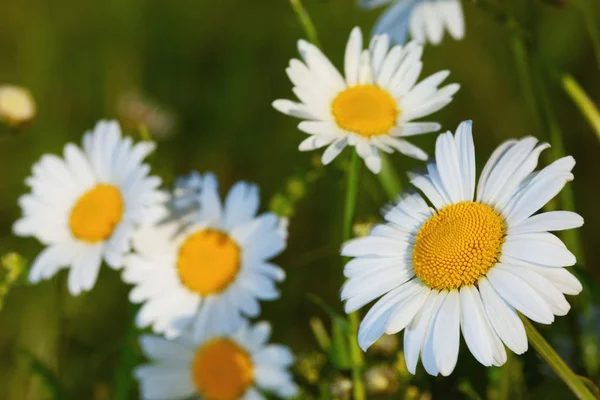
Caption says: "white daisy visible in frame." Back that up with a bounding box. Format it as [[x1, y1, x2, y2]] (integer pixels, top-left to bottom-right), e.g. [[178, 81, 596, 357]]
[[135, 320, 298, 400], [13, 120, 165, 295], [123, 173, 288, 338], [273, 27, 459, 173], [341, 120, 584, 376], [361, 0, 465, 46]]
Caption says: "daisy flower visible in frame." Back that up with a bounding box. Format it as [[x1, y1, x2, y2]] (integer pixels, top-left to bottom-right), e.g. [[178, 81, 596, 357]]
[[360, 0, 465, 46], [13, 120, 164, 295], [273, 27, 459, 173], [341, 120, 584, 376], [135, 321, 298, 400], [123, 173, 288, 338]]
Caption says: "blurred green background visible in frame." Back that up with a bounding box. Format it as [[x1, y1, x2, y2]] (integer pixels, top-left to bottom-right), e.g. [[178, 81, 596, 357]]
[[1, 0, 600, 398]]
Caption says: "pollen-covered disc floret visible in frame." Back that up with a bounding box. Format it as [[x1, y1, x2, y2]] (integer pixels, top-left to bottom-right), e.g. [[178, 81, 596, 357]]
[[332, 85, 399, 137], [123, 172, 289, 339], [13, 120, 164, 295], [273, 26, 459, 173], [135, 321, 298, 400], [192, 338, 254, 400], [341, 121, 584, 377], [413, 202, 506, 290], [177, 229, 241, 296]]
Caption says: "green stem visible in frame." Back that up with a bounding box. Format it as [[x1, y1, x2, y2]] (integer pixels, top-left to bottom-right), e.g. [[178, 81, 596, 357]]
[[521, 317, 596, 400], [377, 153, 404, 201], [288, 0, 321, 47], [343, 152, 366, 400], [562, 74, 600, 143], [112, 304, 139, 400]]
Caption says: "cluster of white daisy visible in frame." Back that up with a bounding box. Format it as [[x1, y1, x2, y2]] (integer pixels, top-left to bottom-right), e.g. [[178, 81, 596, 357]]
[[14, 121, 297, 399], [273, 24, 583, 379], [10, 1, 587, 397]]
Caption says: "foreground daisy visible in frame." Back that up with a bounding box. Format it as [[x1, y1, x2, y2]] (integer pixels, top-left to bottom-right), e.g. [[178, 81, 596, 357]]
[[361, 0, 465, 45], [13, 120, 164, 295], [341, 120, 583, 376], [135, 321, 298, 400], [273, 27, 459, 173], [123, 173, 288, 338]]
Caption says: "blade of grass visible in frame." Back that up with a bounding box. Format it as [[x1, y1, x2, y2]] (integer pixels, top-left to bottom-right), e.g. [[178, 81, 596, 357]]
[[521, 317, 596, 400]]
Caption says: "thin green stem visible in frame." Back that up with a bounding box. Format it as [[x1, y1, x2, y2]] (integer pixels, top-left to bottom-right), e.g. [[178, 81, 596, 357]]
[[562, 74, 600, 143], [288, 0, 321, 48], [343, 152, 366, 400], [377, 153, 403, 201], [521, 317, 596, 400], [343, 152, 360, 242], [112, 303, 139, 400]]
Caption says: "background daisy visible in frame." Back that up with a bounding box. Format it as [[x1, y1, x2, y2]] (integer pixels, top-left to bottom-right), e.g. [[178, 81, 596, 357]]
[[273, 26, 459, 173], [135, 320, 298, 400], [361, 0, 465, 45], [341, 120, 583, 376], [123, 172, 288, 338], [13, 120, 164, 295]]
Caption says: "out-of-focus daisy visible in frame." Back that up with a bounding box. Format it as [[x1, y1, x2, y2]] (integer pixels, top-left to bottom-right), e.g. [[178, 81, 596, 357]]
[[0, 84, 36, 126], [361, 0, 465, 46], [13, 120, 165, 295], [273, 27, 459, 173], [135, 321, 298, 400], [123, 173, 288, 338], [341, 120, 583, 376]]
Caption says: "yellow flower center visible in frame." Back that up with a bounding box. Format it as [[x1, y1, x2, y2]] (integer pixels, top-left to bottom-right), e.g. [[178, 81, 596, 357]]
[[69, 184, 124, 242], [177, 229, 241, 295], [412, 202, 506, 291], [331, 85, 399, 137], [192, 338, 254, 400]]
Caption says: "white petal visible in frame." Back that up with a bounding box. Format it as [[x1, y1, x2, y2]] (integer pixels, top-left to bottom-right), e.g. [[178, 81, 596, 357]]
[[454, 120, 475, 201], [321, 137, 348, 165], [345, 27, 363, 86], [421, 290, 448, 376], [509, 211, 584, 235], [403, 289, 442, 374], [409, 3, 426, 44], [29, 244, 75, 283], [440, 0, 465, 40], [479, 137, 539, 205], [501, 235, 576, 267], [395, 122, 441, 137], [138, 335, 193, 362], [487, 266, 554, 324], [423, 0, 444, 45], [521, 264, 582, 295], [384, 282, 430, 334], [343, 264, 414, 313], [342, 236, 408, 257], [460, 286, 495, 366], [478, 277, 528, 354], [272, 99, 319, 120], [373, 0, 416, 44], [197, 173, 222, 225], [435, 131, 464, 203], [476, 140, 517, 202], [432, 289, 461, 376], [502, 157, 575, 225], [358, 280, 424, 350], [500, 264, 570, 316], [223, 181, 260, 230]]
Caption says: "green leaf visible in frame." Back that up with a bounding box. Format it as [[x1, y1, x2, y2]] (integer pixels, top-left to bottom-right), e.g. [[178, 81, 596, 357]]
[[19, 348, 69, 400]]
